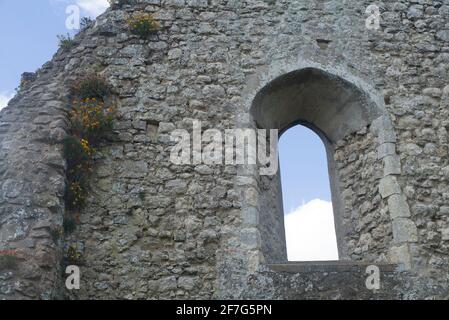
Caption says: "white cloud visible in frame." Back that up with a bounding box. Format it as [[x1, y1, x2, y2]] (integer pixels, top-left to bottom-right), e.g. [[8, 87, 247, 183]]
[[76, 0, 109, 17], [0, 92, 14, 111], [284, 199, 339, 261], [50, 0, 110, 18]]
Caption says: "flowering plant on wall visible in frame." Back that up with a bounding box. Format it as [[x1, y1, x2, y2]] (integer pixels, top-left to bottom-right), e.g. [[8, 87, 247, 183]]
[[126, 12, 160, 39], [63, 75, 116, 227], [69, 98, 115, 144]]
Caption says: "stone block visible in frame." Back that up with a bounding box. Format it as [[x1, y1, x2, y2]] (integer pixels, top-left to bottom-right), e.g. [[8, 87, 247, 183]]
[[383, 154, 401, 176], [242, 206, 259, 226], [240, 228, 261, 250], [379, 176, 401, 198], [377, 143, 396, 159], [388, 194, 411, 219], [178, 277, 197, 291], [439, 206, 449, 216], [388, 245, 411, 270], [392, 218, 418, 244], [441, 228, 449, 241]]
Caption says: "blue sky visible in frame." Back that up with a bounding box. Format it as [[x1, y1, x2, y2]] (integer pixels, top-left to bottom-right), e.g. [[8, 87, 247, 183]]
[[280, 125, 338, 261], [279, 125, 332, 213], [0, 1, 337, 260]]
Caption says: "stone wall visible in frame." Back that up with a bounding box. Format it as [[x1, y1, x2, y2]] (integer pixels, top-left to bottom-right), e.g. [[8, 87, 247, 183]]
[[334, 127, 391, 262], [0, 62, 69, 299], [1, 0, 449, 299]]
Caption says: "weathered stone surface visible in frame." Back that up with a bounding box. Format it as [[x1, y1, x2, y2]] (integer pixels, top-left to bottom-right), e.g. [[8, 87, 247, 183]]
[[2, 180, 23, 198], [388, 245, 411, 270], [1, 0, 448, 301], [377, 143, 396, 159], [388, 194, 411, 219], [441, 229, 449, 241], [392, 219, 418, 244], [436, 30, 449, 42], [379, 176, 401, 199], [383, 155, 402, 176]]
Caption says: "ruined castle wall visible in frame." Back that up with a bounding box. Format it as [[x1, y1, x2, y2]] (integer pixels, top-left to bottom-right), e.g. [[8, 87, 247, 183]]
[[0, 63, 69, 299], [334, 128, 391, 262], [63, 2, 243, 299], [1, 0, 449, 299], [216, 0, 449, 298]]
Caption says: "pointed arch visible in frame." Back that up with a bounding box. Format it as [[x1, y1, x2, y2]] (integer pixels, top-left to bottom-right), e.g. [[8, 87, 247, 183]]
[[250, 67, 394, 263]]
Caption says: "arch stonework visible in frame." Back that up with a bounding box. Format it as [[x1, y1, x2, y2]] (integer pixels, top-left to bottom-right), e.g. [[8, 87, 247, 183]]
[[248, 67, 416, 269], [1, 0, 448, 299]]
